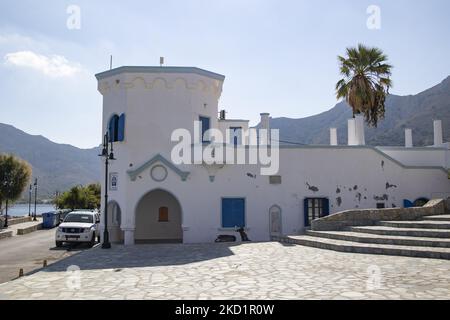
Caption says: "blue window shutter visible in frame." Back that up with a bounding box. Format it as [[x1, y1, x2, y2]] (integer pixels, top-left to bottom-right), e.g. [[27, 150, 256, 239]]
[[108, 117, 115, 142], [108, 115, 119, 142], [323, 198, 330, 216], [118, 114, 125, 141], [199, 116, 210, 142], [304, 198, 309, 227], [222, 198, 245, 228], [222, 199, 233, 228], [232, 198, 245, 227]]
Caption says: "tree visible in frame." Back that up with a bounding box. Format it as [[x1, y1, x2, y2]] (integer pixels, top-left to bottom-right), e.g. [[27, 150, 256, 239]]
[[336, 44, 393, 127], [55, 183, 101, 210], [0, 154, 32, 227], [85, 183, 101, 209]]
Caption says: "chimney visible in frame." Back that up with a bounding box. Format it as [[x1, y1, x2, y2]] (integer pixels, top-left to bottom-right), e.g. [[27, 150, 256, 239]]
[[260, 113, 271, 145], [330, 128, 338, 146], [355, 115, 366, 145], [347, 119, 356, 145], [405, 128, 413, 148], [348, 115, 366, 146], [434, 120, 443, 147]]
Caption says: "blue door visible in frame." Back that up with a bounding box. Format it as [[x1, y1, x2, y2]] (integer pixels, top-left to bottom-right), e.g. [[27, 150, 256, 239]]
[[222, 198, 245, 228], [304, 198, 329, 227]]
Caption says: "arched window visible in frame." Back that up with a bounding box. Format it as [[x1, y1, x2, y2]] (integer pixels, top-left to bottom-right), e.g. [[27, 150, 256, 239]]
[[108, 113, 125, 142], [158, 207, 169, 222]]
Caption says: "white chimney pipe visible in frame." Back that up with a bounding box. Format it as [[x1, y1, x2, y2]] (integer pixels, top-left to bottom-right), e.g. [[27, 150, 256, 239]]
[[434, 120, 443, 147], [355, 115, 366, 145], [348, 119, 356, 146], [405, 128, 413, 148], [260, 113, 271, 145], [330, 128, 338, 146]]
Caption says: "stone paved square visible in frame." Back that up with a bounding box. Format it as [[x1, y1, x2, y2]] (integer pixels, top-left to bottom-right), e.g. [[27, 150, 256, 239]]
[[1, 242, 450, 300]]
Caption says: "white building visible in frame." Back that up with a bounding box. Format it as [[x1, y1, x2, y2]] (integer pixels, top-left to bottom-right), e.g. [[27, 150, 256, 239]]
[[95, 66, 450, 245]]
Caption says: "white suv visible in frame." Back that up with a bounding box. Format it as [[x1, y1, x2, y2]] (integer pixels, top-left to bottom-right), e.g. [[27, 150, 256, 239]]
[[55, 211, 100, 247]]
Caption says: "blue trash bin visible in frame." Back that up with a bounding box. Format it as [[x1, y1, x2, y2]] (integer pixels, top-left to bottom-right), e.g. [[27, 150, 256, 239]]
[[42, 211, 58, 229]]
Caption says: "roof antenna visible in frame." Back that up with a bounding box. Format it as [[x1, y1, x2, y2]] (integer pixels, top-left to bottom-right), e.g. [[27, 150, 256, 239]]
[[110, 55, 113, 70], [160, 56, 164, 67]]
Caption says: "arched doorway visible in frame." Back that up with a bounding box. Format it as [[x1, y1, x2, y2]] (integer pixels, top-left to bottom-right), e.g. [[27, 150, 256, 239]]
[[269, 205, 282, 237], [413, 198, 430, 207], [135, 189, 182, 243], [107, 201, 124, 243]]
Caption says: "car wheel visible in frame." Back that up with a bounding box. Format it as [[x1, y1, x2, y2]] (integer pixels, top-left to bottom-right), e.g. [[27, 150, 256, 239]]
[[89, 234, 96, 247], [55, 241, 63, 248]]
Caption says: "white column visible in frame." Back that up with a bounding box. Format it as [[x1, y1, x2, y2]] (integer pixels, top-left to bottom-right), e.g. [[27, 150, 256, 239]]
[[355, 115, 366, 145], [347, 119, 356, 146], [434, 120, 443, 146], [405, 128, 413, 148], [330, 128, 338, 146], [123, 228, 135, 246]]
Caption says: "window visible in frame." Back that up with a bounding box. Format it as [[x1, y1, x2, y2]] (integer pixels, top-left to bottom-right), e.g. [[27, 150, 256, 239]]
[[64, 214, 93, 223], [199, 116, 210, 142], [304, 198, 329, 227], [230, 127, 242, 146], [158, 207, 169, 222], [376, 203, 386, 209], [221, 198, 245, 228], [108, 113, 125, 142]]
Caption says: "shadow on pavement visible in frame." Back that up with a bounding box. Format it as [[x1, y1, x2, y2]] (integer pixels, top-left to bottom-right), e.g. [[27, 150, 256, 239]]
[[39, 242, 241, 272]]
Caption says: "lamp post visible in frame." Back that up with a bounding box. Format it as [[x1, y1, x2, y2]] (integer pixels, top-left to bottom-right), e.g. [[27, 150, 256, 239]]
[[33, 178, 38, 221], [4, 200, 8, 228], [28, 184, 32, 217], [99, 131, 115, 249], [54, 191, 59, 210]]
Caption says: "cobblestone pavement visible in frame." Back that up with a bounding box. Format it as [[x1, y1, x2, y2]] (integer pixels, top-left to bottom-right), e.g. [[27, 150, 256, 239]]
[[1, 242, 450, 300]]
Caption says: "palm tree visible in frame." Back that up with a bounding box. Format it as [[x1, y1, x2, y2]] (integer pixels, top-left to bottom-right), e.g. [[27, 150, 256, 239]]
[[336, 44, 393, 127]]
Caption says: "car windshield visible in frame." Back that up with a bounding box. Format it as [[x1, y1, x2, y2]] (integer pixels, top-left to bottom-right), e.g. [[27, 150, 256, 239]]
[[64, 214, 93, 223]]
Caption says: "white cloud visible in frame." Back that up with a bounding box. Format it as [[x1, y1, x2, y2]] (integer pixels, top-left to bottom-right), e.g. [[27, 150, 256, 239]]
[[4, 50, 82, 77]]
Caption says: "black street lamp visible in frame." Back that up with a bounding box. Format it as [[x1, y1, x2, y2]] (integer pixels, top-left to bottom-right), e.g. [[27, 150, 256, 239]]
[[28, 184, 32, 217], [33, 178, 38, 221], [54, 191, 59, 210], [99, 131, 116, 249], [4, 200, 9, 228]]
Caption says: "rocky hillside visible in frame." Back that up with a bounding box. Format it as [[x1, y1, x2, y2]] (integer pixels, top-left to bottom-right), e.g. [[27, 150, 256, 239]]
[[0, 123, 100, 199], [267, 76, 450, 146]]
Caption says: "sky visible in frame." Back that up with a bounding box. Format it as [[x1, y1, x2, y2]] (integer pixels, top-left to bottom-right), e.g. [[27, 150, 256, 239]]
[[0, 0, 449, 149]]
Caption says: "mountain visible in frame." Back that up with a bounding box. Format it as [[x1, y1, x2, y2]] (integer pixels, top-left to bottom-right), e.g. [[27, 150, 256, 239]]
[[267, 76, 450, 146], [0, 123, 101, 199]]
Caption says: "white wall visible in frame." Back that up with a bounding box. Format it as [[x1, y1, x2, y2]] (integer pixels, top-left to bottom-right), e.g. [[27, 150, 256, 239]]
[[97, 67, 450, 245], [107, 145, 450, 244], [377, 147, 450, 169]]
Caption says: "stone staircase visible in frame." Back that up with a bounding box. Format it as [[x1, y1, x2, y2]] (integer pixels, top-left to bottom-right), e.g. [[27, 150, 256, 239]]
[[274, 200, 450, 260]]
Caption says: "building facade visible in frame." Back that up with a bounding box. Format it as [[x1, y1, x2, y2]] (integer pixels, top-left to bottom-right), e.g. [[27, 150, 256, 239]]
[[96, 66, 450, 245]]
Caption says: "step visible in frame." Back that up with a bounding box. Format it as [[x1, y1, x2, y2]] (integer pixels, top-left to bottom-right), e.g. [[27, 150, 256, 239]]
[[16, 222, 42, 235], [0, 230, 13, 240], [279, 235, 450, 260], [306, 230, 450, 248], [423, 215, 450, 222], [7, 216, 33, 226], [350, 226, 450, 238], [377, 220, 450, 229]]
